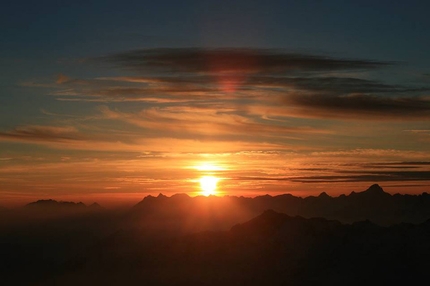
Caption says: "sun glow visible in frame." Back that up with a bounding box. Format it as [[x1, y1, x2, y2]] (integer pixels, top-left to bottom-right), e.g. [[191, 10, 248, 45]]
[[199, 176, 219, 196], [194, 163, 225, 171]]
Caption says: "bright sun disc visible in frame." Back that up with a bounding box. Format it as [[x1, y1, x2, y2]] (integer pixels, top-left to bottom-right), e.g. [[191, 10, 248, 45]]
[[199, 176, 218, 196]]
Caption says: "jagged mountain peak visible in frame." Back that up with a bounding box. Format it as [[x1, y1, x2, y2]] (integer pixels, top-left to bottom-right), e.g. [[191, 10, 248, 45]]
[[318, 192, 331, 198], [365, 183, 384, 193], [89, 202, 103, 209], [362, 184, 390, 196]]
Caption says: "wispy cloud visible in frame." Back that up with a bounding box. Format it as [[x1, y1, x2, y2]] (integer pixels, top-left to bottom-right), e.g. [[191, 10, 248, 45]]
[[0, 122, 302, 153], [96, 48, 390, 74], [0, 125, 83, 142], [285, 94, 430, 119], [32, 48, 428, 120], [291, 170, 430, 183], [97, 105, 331, 140], [229, 160, 430, 184]]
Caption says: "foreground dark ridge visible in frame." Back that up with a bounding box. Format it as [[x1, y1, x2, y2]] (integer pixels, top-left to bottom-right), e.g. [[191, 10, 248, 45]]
[[45, 210, 430, 285]]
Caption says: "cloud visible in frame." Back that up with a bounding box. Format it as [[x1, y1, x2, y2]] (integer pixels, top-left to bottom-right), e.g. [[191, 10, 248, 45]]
[[308, 149, 430, 160], [56, 74, 71, 84], [0, 124, 140, 150], [232, 167, 430, 184], [290, 170, 430, 183], [49, 76, 430, 120], [0, 122, 301, 153], [366, 161, 430, 167], [285, 94, 430, 119], [7, 44, 430, 197], [12, 47, 429, 185], [97, 48, 390, 74], [404, 129, 430, 142], [34, 48, 425, 121], [97, 105, 331, 140], [0, 125, 83, 142], [246, 76, 419, 94]]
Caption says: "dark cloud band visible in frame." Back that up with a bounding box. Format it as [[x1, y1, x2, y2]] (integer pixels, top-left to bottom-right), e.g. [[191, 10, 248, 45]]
[[97, 48, 391, 74]]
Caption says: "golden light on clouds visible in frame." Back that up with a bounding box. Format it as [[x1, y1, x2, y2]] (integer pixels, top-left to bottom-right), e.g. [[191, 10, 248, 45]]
[[193, 163, 226, 172]]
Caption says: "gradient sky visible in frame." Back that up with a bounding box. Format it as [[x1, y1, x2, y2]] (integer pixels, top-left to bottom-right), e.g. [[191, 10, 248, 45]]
[[1, 0, 430, 207]]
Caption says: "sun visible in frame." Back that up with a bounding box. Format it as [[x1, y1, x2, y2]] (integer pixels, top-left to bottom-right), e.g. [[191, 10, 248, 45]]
[[199, 176, 219, 196]]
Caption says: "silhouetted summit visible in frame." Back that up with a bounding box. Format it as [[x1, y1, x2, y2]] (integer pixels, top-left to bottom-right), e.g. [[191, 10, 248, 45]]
[[318, 192, 331, 198], [88, 202, 104, 210], [366, 183, 384, 192], [25, 199, 86, 209], [362, 183, 389, 196]]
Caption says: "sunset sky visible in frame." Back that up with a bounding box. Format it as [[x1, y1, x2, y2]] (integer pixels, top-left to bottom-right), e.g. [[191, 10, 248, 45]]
[[1, 0, 430, 206]]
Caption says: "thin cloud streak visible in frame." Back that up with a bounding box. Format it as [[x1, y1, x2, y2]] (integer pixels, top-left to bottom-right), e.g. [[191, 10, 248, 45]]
[[96, 48, 391, 74], [285, 94, 430, 119], [232, 169, 430, 184], [97, 105, 332, 140], [0, 126, 83, 142], [38, 48, 430, 120]]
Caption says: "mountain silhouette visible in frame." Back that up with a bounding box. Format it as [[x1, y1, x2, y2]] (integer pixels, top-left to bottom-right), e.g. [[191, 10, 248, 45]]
[[25, 199, 87, 209], [88, 202, 104, 210], [19, 199, 106, 221], [364, 183, 385, 193], [318, 191, 331, 198], [2, 184, 430, 285], [127, 184, 430, 229], [349, 183, 390, 199]]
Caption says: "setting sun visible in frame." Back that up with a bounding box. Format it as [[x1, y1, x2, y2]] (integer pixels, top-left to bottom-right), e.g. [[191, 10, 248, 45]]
[[199, 176, 219, 196]]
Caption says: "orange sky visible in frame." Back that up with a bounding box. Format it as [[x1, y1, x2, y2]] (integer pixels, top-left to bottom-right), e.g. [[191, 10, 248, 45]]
[[2, 49, 430, 207], [1, 4, 430, 207]]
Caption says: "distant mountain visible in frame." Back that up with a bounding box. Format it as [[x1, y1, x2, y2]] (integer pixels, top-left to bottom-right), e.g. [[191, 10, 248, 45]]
[[20, 199, 105, 220], [88, 202, 104, 210], [128, 184, 430, 230], [25, 199, 87, 209], [127, 192, 258, 232], [47, 210, 430, 286]]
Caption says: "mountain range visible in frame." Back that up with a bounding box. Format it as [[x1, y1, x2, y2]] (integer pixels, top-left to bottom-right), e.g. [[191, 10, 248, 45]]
[[1, 184, 430, 285], [127, 184, 430, 231]]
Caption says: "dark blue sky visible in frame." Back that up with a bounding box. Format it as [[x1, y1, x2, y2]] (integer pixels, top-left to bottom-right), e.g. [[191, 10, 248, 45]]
[[2, 1, 430, 59]]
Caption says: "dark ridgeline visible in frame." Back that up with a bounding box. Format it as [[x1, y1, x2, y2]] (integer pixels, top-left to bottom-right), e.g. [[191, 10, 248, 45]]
[[127, 184, 430, 230], [24, 199, 87, 217], [1, 184, 430, 285]]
